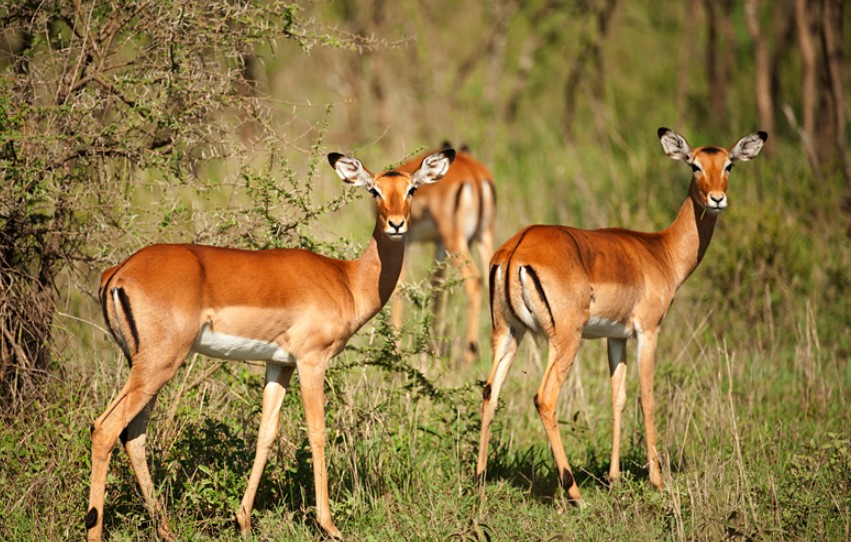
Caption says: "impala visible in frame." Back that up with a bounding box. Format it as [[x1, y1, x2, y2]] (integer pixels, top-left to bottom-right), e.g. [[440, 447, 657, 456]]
[[475, 128, 766, 502], [395, 143, 495, 363], [85, 149, 455, 541]]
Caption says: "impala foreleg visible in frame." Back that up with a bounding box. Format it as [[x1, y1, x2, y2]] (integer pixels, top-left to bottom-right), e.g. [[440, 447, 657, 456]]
[[390, 263, 408, 332], [297, 359, 341, 539], [458, 252, 482, 364], [637, 329, 663, 489], [606, 338, 628, 484], [475, 325, 523, 491], [237, 364, 295, 537], [535, 335, 583, 502]]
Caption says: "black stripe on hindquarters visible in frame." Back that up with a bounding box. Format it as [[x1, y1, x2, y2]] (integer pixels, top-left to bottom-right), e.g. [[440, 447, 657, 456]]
[[114, 287, 141, 356], [522, 264, 555, 330], [488, 264, 498, 324]]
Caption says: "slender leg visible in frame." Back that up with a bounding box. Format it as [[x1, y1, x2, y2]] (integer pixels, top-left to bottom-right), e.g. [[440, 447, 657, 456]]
[[459, 248, 483, 365], [475, 324, 524, 490], [296, 357, 341, 539], [429, 242, 448, 342], [474, 183, 495, 287], [444, 237, 481, 364], [606, 338, 628, 484], [475, 231, 494, 309], [237, 363, 295, 537], [122, 396, 174, 541], [473, 185, 494, 365], [637, 328, 663, 488], [87, 361, 181, 542], [390, 261, 408, 332], [534, 334, 583, 502]]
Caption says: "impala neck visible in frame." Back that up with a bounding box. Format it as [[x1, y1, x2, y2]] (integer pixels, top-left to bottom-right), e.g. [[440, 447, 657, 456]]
[[661, 184, 719, 287], [347, 225, 406, 325]]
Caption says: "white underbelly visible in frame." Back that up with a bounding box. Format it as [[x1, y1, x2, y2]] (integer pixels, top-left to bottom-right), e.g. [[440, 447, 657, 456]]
[[192, 324, 294, 364], [581, 316, 633, 339]]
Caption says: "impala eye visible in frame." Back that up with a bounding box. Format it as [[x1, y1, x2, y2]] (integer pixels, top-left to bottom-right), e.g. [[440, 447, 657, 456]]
[[406, 185, 418, 197], [368, 187, 381, 198], [689, 163, 701, 173], [725, 163, 734, 172]]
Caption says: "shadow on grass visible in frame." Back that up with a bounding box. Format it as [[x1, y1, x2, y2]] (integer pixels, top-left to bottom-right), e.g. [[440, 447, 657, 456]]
[[478, 439, 656, 502], [102, 411, 319, 539]]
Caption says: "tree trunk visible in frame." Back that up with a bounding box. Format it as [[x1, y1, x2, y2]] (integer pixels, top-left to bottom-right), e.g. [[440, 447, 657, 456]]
[[820, 0, 851, 234], [562, 0, 619, 140], [745, 0, 775, 138], [821, 0, 850, 184], [503, 0, 557, 123], [794, 0, 820, 173], [676, 0, 701, 128], [0, 28, 56, 408], [703, 0, 729, 122]]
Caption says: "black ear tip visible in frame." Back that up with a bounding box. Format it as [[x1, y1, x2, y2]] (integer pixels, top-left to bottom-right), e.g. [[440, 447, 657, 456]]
[[657, 127, 670, 138], [757, 131, 768, 141], [327, 153, 344, 167], [444, 148, 456, 163]]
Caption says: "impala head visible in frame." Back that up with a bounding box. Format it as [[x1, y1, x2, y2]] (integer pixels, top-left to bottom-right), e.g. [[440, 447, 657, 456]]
[[328, 149, 455, 240], [658, 128, 767, 214]]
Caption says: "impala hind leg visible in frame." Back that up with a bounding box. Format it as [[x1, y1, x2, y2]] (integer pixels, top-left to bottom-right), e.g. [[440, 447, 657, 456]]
[[460, 260, 483, 365], [122, 396, 174, 541], [445, 240, 481, 364], [237, 363, 295, 537], [535, 335, 583, 502], [475, 231, 494, 308], [87, 360, 181, 542], [475, 323, 524, 492], [607, 338, 628, 484], [429, 242, 449, 341]]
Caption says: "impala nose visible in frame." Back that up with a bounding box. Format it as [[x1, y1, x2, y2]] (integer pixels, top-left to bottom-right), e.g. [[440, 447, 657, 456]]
[[387, 219, 406, 235], [708, 192, 727, 210]]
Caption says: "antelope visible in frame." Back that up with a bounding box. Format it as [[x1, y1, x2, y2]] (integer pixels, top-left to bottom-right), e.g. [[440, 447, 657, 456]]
[[475, 128, 767, 502], [394, 143, 495, 363], [85, 149, 455, 541]]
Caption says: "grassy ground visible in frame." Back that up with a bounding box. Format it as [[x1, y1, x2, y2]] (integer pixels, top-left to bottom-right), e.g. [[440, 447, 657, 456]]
[[2, 127, 849, 541]]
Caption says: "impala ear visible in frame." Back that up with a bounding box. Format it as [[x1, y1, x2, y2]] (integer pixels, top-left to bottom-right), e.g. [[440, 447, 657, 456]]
[[729, 131, 768, 162], [412, 149, 455, 187], [658, 127, 692, 162], [328, 153, 374, 188]]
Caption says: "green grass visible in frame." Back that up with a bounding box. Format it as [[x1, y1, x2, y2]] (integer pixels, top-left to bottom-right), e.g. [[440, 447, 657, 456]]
[[5, 235, 849, 542]]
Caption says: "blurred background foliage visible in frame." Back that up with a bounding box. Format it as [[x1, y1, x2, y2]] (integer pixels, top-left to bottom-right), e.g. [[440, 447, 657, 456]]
[[1, 0, 848, 402]]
